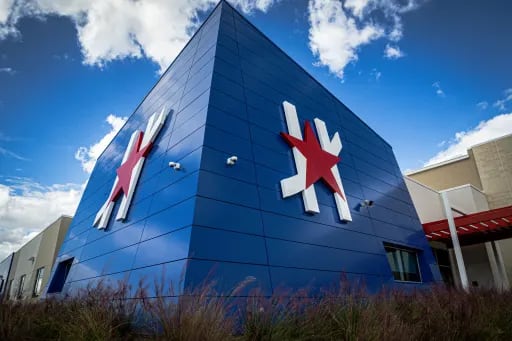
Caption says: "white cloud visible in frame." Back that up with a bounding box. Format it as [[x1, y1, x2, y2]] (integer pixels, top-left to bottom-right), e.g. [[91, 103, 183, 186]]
[[384, 44, 404, 59], [424, 113, 512, 166], [371, 68, 381, 80], [0, 0, 14, 24], [0, 112, 135, 260], [0, 0, 277, 72], [0, 178, 83, 260], [432, 81, 445, 97], [75, 114, 127, 174], [308, 0, 383, 78], [308, 0, 421, 79], [0, 146, 29, 161], [232, 0, 277, 13], [0, 67, 14, 74], [344, 0, 371, 18], [493, 88, 512, 111], [477, 101, 489, 110]]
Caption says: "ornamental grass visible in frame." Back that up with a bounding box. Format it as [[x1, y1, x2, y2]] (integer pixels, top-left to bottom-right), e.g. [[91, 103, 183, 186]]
[[1, 278, 512, 340]]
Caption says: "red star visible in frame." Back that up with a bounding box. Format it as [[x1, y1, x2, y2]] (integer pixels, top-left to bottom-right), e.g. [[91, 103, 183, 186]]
[[281, 121, 345, 199], [109, 131, 153, 202]]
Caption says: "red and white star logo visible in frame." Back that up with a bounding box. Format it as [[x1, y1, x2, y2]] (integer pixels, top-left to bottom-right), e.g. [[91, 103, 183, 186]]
[[93, 108, 168, 229], [280, 101, 352, 222]]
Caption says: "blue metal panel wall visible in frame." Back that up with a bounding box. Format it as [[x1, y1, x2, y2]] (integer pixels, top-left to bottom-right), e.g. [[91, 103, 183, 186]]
[[47, 5, 223, 297], [187, 2, 440, 295], [48, 1, 440, 299]]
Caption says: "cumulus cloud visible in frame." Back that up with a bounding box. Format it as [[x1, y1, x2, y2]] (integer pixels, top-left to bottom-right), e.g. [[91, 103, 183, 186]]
[[432, 81, 445, 97], [0, 112, 133, 259], [308, 0, 383, 78], [493, 88, 512, 112], [308, 0, 421, 78], [384, 44, 404, 59], [0, 178, 83, 260], [0, 0, 277, 72], [75, 114, 127, 174], [424, 113, 512, 166], [0, 0, 14, 24]]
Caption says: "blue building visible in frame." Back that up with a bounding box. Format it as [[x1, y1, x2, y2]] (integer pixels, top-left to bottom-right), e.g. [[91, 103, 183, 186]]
[[47, 1, 441, 298]]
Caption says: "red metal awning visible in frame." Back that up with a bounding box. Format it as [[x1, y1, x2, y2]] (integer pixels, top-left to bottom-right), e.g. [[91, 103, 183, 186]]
[[423, 205, 512, 242]]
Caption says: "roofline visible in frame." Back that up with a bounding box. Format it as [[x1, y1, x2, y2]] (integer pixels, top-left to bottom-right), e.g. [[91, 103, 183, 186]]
[[7, 215, 74, 256], [407, 133, 512, 176], [405, 154, 469, 175], [470, 132, 512, 149], [403, 175, 440, 194], [439, 183, 486, 196]]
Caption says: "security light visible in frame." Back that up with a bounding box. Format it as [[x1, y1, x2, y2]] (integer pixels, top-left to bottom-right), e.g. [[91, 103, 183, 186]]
[[361, 199, 374, 208], [168, 161, 181, 170], [226, 156, 238, 166]]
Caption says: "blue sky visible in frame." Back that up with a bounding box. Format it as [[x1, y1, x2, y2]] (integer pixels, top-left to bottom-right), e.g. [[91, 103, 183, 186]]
[[0, 0, 511, 258]]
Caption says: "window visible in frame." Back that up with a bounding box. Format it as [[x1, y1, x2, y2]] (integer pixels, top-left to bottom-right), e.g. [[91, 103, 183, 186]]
[[17, 275, 26, 299], [33, 267, 45, 297], [7, 279, 13, 299], [433, 248, 454, 286], [47, 258, 74, 294], [384, 244, 421, 282]]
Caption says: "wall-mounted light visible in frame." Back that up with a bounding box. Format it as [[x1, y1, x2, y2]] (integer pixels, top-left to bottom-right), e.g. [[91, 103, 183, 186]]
[[360, 199, 374, 208], [168, 161, 181, 170], [28, 256, 35, 262], [226, 156, 238, 166]]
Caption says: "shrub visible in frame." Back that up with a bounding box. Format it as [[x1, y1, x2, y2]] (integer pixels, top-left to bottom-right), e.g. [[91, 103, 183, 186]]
[[2, 279, 512, 340]]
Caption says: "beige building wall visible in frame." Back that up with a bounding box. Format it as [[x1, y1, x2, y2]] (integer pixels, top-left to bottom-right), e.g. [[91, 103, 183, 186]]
[[404, 177, 445, 223], [6, 216, 71, 301], [444, 184, 489, 214], [406, 134, 512, 290], [30, 216, 72, 299], [407, 153, 483, 191], [8, 233, 43, 300], [471, 134, 512, 209]]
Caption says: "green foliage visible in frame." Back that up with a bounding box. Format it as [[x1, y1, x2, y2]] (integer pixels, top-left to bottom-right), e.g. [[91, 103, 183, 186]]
[[2, 280, 512, 340]]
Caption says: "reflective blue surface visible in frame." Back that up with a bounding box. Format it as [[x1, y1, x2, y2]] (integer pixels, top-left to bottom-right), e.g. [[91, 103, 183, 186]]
[[47, 2, 440, 299]]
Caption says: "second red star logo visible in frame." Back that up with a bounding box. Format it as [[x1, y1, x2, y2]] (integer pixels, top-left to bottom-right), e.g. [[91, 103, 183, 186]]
[[280, 101, 352, 222]]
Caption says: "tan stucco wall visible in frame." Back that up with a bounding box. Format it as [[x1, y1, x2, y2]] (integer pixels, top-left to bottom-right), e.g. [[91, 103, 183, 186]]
[[30, 216, 72, 300], [5, 216, 71, 301], [408, 153, 483, 191], [404, 177, 445, 223], [472, 134, 512, 209], [444, 185, 489, 214], [8, 233, 42, 300]]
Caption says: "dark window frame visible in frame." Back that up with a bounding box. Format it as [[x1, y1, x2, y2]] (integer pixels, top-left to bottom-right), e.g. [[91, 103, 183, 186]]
[[17, 274, 26, 299], [33, 267, 45, 297], [384, 244, 422, 283]]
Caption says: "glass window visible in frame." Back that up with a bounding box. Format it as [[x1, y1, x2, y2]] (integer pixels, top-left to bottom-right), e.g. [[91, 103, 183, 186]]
[[7, 279, 13, 299], [17, 275, 26, 299], [33, 267, 45, 296], [384, 245, 421, 282]]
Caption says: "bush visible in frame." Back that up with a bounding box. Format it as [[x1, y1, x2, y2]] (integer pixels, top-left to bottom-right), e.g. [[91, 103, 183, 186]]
[[2, 280, 512, 340]]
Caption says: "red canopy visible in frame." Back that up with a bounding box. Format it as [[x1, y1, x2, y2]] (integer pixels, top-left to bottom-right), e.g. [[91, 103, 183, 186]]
[[423, 205, 512, 242]]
